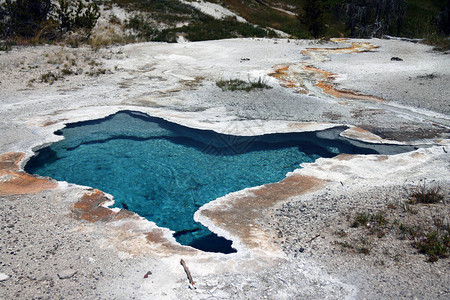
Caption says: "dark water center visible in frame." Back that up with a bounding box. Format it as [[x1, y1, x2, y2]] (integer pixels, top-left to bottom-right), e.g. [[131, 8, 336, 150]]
[[25, 111, 414, 254]]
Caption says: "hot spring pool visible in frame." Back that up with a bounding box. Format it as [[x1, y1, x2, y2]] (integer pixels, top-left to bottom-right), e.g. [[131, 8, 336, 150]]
[[25, 111, 414, 253]]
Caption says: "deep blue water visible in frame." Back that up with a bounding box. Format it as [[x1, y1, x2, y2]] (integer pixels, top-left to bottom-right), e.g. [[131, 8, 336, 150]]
[[25, 111, 414, 253]]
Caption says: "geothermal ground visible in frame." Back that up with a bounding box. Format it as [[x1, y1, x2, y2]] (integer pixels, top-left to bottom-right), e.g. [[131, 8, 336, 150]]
[[0, 38, 449, 299]]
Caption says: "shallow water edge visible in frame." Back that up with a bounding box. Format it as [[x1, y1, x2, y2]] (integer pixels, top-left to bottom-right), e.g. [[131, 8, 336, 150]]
[[24, 109, 417, 254]]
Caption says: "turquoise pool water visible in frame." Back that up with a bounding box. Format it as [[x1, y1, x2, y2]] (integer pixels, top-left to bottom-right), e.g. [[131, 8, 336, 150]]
[[25, 111, 412, 253]]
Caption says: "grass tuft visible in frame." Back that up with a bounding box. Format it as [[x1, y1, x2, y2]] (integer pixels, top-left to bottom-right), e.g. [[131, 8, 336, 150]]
[[417, 73, 438, 80], [424, 35, 450, 52], [413, 228, 450, 262], [408, 183, 444, 204], [337, 182, 448, 262], [40, 72, 60, 84], [216, 77, 272, 92], [350, 213, 369, 228]]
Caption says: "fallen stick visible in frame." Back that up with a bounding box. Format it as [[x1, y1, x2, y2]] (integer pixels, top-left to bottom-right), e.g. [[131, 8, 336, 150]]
[[306, 234, 320, 243], [180, 259, 194, 286]]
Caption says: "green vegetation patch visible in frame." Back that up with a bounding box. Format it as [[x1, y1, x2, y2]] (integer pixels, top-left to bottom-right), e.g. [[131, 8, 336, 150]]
[[408, 183, 444, 204], [414, 228, 450, 262], [336, 183, 448, 263], [155, 16, 276, 42], [0, 0, 100, 43], [216, 78, 272, 92]]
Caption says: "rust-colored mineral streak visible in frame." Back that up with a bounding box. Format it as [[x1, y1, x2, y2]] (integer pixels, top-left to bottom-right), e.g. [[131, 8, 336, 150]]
[[71, 189, 195, 254], [71, 189, 137, 223], [200, 175, 324, 250], [0, 152, 58, 196], [270, 39, 383, 102]]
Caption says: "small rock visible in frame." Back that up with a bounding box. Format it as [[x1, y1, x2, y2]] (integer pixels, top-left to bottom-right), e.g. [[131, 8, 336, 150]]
[[144, 271, 152, 278], [57, 269, 77, 279], [0, 273, 9, 281]]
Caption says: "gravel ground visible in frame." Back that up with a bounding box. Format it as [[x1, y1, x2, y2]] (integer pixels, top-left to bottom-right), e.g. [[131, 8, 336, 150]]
[[315, 39, 450, 115], [0, 37, 449, 299], [0, 189, 149, 299], [266, 184, 449, 299], [183, 83, 449, 141]]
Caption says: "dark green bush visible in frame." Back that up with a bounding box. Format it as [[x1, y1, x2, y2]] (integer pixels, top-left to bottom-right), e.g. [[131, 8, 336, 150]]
[[125, 15, 158, 40], [72, 0, 100, 32], [53, 0, 100, 36], [0, 0, 100, 41], [153, 17, 274, 43], [299, 0, 325, 38], [1, 0, 53, 38]]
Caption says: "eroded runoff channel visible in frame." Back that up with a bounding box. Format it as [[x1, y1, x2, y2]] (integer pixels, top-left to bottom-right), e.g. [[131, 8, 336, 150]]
[[25, 111, 415, 253]]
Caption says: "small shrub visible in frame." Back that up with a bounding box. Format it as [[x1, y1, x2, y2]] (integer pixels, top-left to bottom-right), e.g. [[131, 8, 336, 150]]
[[408, 183, 444, 204], [88, 28, 130, 50], [334, 239, 371, 254], [216, 79, 247, 91], [417, 73, 438, 80], [109, 14, 121, 25], [216, 77, 271, 92], [0, 41, 13, 52], [86, 68, 106, 76], [334, 229, 348, 237], [357, 247, 371, 255], [373, 212, 388, 226], [350, 213, 369, 228], [61, 67, 73, 75], [342, 186, 448, 262], [334, 240, 354, 249], [398, 218, 449, 262], [40, 71, 59, 84], [424, 35, 450, 52], [413, 228, 450, 262], [125, 14, 158, 41], [249, 77, 272, 90], [398, 223, 418, 239]]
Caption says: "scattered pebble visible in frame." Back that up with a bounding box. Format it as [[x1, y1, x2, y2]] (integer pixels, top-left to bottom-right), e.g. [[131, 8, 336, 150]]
[[0, 273, 9, 281], [144, 271, 152, 278], [57, 269, 77, 280]]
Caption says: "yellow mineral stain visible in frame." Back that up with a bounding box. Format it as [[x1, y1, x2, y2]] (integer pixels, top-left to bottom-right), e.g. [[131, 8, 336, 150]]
[[317, 81, 385, 102], [271, 39, 383, 102], [269, 65, 308, 93]]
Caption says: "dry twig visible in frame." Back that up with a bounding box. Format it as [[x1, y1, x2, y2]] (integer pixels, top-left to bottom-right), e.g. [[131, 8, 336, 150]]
[[180, 259, 194, 287], [306, 234, 321, 243]]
